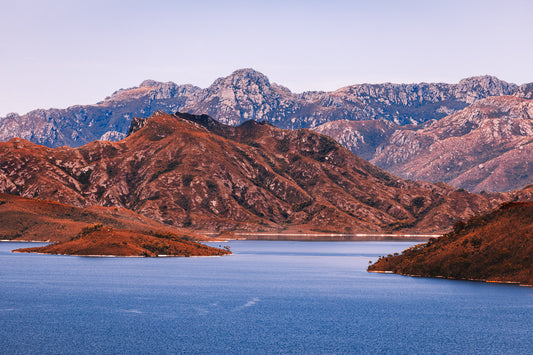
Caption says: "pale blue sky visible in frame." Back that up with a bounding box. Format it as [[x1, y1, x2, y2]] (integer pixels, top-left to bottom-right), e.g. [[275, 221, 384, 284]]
[[1, 0, 532, 116]]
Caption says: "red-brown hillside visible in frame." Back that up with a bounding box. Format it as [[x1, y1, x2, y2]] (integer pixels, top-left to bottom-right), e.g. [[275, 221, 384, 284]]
[[368, 202, 533, 286], [14, 224, 230, 257], [0, 193, 202, 242], [0, 111, 512, 234]]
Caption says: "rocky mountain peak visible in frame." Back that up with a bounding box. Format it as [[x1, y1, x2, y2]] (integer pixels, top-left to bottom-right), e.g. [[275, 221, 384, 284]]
[[127, 116, 149, 136], [228, 68, 270, 82], [186, 68, 290, 126], [209, 68, 273, 93], [456, 75, 517, 101], [458, 75, 505, 86], [139, 79, 161, 88], [513, 83, 533, 99]]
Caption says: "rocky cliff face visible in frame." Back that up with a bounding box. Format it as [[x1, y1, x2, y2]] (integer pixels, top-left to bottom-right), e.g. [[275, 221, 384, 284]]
[[0, 111, 507, 233], [318, 95, 533, 192], [513, 83, 533, 99], [0, 69, 518, 148], [374, 96, 533, 192]]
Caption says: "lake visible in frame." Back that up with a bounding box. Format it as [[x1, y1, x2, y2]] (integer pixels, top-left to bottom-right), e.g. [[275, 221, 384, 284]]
[[1, 240, 532, 354]]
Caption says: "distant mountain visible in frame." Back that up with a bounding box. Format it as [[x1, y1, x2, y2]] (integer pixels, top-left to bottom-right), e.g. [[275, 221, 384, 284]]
[[0, 111, 509, 234], [0, 81, 202, 147], [368, 201, 533, 287], [317, 95, 533, 192], [0, 69, 518, 148]]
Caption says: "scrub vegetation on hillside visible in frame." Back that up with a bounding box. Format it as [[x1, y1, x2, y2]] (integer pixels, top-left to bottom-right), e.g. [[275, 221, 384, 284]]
[[369, 202, 533, 286]]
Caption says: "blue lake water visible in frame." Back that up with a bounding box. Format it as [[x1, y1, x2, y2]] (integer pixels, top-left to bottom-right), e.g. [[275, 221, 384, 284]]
[[1, 240, 532, 354]]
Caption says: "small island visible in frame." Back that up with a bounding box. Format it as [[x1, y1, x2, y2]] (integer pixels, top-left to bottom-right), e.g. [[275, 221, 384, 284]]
[[13, 224, 231, 257], [368, 202, 533, 287]]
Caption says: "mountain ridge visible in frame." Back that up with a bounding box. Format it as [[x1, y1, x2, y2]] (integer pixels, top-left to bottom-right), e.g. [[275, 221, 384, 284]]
[[0, 111, 513, 234], [0, 69, 519, 148]]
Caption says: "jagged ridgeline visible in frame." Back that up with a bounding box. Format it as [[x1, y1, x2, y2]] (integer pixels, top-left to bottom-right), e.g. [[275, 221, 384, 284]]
[[0, 69, 519, 148]]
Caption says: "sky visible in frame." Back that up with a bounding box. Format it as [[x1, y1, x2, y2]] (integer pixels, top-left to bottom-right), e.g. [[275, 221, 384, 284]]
[[1, 0, 533, 116]]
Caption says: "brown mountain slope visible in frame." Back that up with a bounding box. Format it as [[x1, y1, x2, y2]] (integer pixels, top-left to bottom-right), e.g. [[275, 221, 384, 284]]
[[317, 95, 533, 192], [13, 224, 230, 257], [0, 193, 202, 242], [368, 202, 533, 286], [0, 111, 507, 234]]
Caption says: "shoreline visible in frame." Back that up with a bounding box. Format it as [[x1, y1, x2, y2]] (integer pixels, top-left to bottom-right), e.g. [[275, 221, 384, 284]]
[[1, 240, 51, 243], [238, 233, 437, 241], [2, 235, 437, 244], [367, 270, 533, 288], [11, 249, 231, 258]]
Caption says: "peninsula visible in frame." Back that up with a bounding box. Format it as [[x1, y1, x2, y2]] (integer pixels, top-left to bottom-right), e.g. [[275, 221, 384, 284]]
[[368, 202, 533, 286]]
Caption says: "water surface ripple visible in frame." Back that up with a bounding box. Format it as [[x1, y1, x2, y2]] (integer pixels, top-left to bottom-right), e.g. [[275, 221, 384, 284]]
[[1, 241, 531, 354]]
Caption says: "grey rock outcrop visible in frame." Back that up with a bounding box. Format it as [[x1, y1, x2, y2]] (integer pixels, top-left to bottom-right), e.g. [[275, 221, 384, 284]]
[[100, 131, 126, 142], [513, 83, 533, 99]]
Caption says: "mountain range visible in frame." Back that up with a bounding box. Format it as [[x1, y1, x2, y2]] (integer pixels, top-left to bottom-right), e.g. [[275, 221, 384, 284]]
[[1, 69, 531, 192], [2, 111, 525, 235], [0, 69, 517, 144], [317, 94, 533, 192]]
